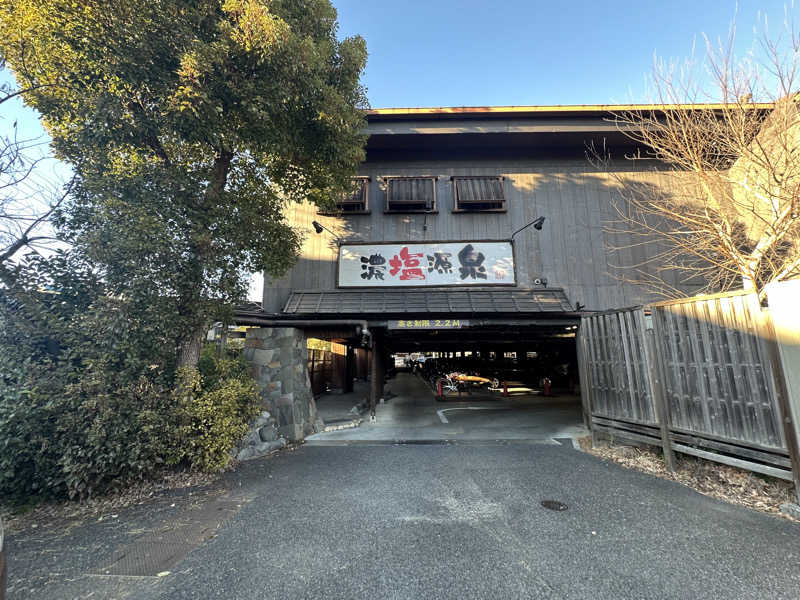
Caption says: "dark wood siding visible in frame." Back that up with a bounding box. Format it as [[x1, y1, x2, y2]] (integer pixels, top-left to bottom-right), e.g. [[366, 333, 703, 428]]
[[263, 158, 703, 313]]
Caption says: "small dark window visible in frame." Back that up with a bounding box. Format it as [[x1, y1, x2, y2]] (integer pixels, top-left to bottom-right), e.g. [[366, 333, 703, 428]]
[[453, 176, 505, 211], [338, 178, 368, 213], [319, 178, 369, 214], [386, 177, 435, 212]]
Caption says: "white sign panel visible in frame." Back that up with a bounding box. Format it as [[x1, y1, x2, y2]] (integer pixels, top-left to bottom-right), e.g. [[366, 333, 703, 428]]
[[338, 242, 515, 287]]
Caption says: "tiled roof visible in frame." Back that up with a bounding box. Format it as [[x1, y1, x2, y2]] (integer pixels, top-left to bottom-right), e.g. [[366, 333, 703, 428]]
[[282, 288, 574, 315]]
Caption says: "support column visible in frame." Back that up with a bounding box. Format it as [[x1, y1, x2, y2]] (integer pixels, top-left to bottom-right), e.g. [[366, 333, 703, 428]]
[[358, 348, 368, 379], [239, 327, 322, 460], [370, 333, 384, 418], [344, 344, 355, 393]]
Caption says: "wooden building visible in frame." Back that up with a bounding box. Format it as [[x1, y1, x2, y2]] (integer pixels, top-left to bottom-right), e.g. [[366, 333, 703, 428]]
[[263, 105, 705, 314], [240, 105, 710, 427]]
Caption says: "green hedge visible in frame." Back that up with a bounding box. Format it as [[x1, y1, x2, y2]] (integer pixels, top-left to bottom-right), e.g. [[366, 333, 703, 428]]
[[0, 254, 263, 504], [169, 346, 260, 472], [0, 342, 260, 503], [0, 368, 175, 501]]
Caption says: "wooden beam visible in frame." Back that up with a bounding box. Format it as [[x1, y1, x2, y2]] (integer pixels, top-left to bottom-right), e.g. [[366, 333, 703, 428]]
[[645, 326, 676, 471]]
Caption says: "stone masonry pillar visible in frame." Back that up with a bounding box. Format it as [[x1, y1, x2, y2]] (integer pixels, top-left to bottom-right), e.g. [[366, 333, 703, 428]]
[[242, 327, 323, 444]]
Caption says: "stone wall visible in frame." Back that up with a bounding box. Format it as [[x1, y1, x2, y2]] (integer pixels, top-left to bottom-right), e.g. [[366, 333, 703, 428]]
[[239, 327, 322, 458]]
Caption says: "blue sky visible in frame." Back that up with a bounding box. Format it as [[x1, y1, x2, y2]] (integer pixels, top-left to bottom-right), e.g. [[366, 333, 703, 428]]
[[4, 1, 796, 142], [334, 0, 796, 107], [4, 0, 796, 138]]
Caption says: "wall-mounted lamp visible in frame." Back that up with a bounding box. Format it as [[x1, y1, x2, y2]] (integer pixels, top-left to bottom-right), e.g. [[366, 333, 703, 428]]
[[311, 220, 342, 245], [510, 216, 546, 240]]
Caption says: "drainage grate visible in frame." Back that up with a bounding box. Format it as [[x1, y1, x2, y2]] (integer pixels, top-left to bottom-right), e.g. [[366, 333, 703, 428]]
[[91, 497, 245, 577], [540, 500, 568, 511], [93, 541, 193, 576]]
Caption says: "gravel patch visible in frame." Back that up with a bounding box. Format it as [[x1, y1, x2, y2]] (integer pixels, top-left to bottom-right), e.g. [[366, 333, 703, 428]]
[[1, 469, 221, 534], [580, 436, 798, 521]]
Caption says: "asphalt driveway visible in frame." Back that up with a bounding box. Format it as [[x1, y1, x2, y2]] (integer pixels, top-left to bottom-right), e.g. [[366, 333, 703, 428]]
[[8, 441, 799, 599]]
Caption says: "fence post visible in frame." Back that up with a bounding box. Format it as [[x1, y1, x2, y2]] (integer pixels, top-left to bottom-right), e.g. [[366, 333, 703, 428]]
[[765, 282, 800, 504], [575, 322, 593, 431], [644, 319, 676, 472]]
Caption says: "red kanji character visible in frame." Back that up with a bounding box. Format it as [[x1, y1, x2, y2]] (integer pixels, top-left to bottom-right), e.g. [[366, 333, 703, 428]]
[[399, 268, 425, 280], [389, 247, 424, 277]]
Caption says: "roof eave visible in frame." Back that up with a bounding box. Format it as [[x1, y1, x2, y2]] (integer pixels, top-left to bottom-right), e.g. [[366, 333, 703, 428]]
[[365, 103, 775, 121]]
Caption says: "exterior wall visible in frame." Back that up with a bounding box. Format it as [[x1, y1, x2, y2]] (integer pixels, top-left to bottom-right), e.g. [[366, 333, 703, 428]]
[[264, 157, 703, 312]]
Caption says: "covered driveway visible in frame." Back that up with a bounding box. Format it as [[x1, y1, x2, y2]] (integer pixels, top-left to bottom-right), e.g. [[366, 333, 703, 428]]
[[309, 372, 587, 443]]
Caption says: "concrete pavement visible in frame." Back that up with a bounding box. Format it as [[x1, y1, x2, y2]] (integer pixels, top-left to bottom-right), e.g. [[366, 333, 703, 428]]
[[314, 380, 370, 425], [8, 442, 800, 599], [136, 443, 798, 599], [308, 372, 588, 443]]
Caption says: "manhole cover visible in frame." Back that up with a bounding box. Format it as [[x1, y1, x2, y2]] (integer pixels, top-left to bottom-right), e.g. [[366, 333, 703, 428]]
[[541, 500, 568, 511]]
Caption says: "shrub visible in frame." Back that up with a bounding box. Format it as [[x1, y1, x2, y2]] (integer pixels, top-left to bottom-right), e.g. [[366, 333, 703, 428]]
[[170, 347, 260, 472], [196, 344, 252, 389], [0, 253, 182, 502], [0, 369, 175, 502], [0, 361, 66, 501], [57, 375, 176, 499], [0, 347, 261, 502], [0, 251, 262, 503]]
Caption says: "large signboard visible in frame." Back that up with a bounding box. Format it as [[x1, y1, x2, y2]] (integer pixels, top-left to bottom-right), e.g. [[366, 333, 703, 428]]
[[338, 241, 515, 287]]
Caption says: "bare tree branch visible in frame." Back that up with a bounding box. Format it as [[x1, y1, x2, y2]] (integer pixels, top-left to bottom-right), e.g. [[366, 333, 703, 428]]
[[1, 67, 71, 278], [590, 17, 800, 300]]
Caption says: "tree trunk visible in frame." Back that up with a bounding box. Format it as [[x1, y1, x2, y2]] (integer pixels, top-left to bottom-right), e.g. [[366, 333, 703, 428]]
[[177, 329, 205, 369], [218, 325, 228, 356], [174, 150, 234, 371]]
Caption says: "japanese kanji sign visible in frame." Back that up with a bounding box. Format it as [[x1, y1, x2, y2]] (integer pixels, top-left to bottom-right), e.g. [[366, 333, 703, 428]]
[[338, 242, 515, 287], [388, 319, 470, 329]]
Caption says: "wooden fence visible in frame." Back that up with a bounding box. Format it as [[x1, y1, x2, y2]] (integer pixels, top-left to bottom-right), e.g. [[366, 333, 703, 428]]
[[578, 290, 797, 485], [578, 307, 656, 426]]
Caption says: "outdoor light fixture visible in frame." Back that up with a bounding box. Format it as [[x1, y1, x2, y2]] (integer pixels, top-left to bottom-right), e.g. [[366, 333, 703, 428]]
[[510, 216, 546, 240], [311, 220, 342, 244]]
